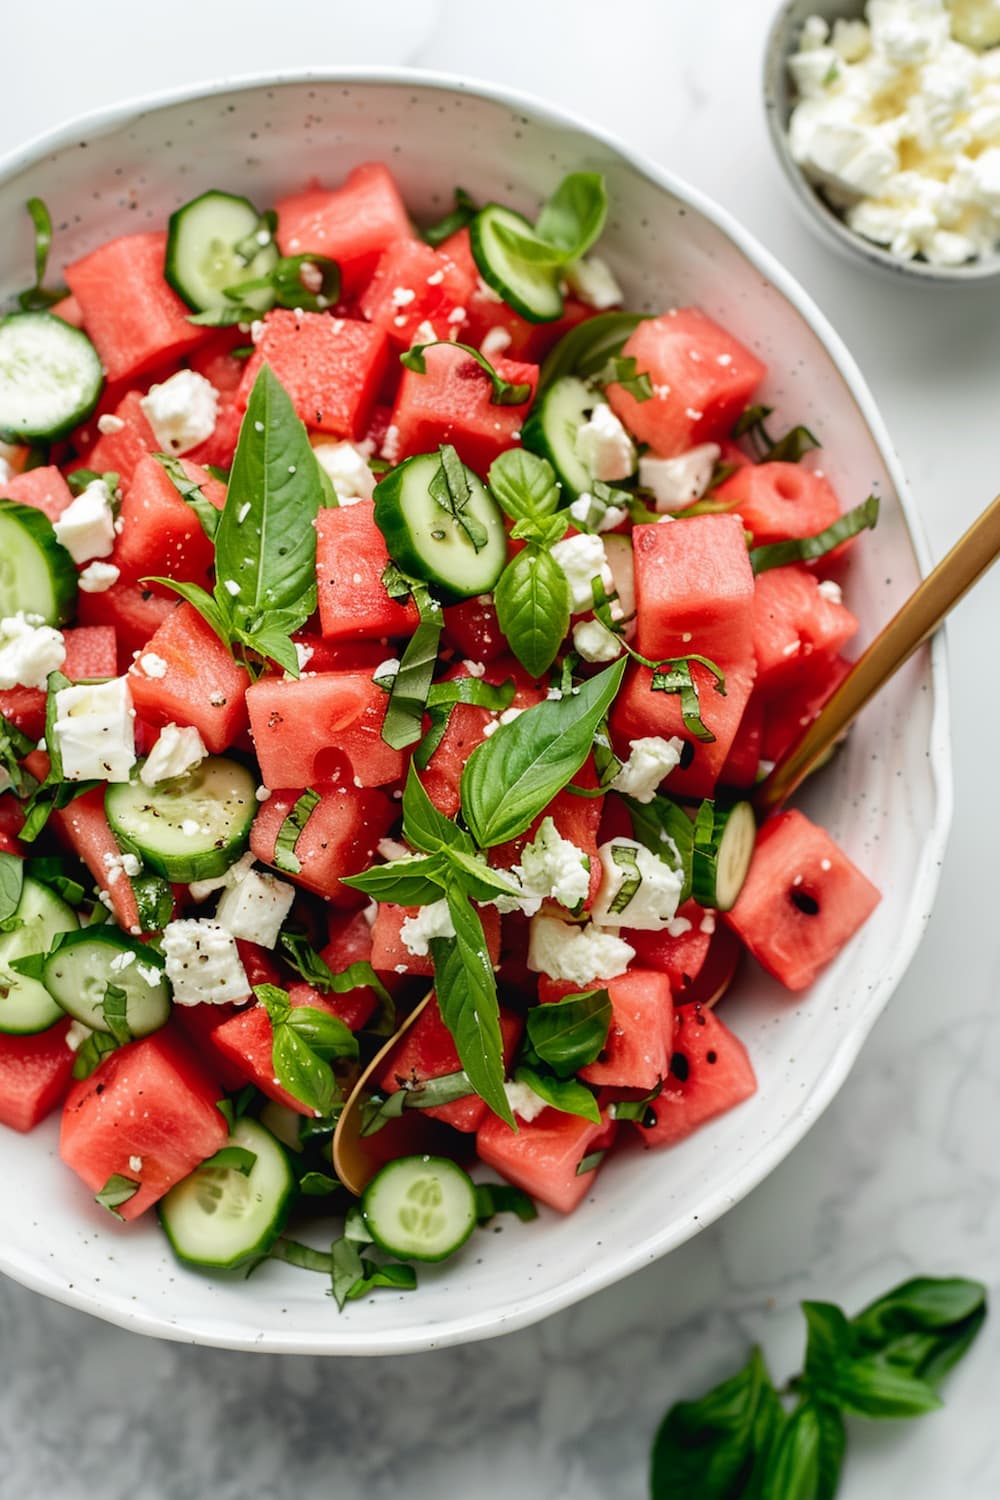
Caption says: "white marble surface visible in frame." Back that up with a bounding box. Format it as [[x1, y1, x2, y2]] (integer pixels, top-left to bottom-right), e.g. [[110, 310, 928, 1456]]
[[3, 1, 1000, 1494]]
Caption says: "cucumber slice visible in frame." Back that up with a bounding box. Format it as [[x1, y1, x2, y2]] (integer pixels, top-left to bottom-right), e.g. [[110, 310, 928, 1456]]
[[521, 375, 598, 499], [538, 310, 648, 395], [0, 500, 78, 625], [165, 190, 279, 313], [691, 800, 756, 912], [0, 876, 79, 1035], [159, 1118, 295, 1270], [362, 1154, 477, 1263], [470, 205, 564, 323], [373, 451, 507, 601], [0, 310, 103, 441], [43, 927, 170, 1038], [105, 756, 256, 882]]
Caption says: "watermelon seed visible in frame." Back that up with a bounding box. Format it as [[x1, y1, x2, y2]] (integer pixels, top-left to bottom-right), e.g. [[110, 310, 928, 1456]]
[[669, 1051, 689, 1082], [790, 889, 820, 916]]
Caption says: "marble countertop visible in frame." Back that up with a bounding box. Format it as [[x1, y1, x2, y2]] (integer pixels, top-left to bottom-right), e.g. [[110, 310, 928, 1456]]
[[3, 2, 1000, 1495]]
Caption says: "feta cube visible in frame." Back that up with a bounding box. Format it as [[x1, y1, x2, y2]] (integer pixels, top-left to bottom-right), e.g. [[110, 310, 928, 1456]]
[[77, 560, 121, 594], [639, 444, 721, 510], [188, 849, 256, 903], [610, 735, 684, 803], [161, 918, 250, 1005], [527, 916, 635, 986], [53, 676, 136, 782], [563, 255, 624, 309], [503, 1079, 548, 1123], [399, 898, 456, 957], [311, 440, 376, 504], [574, 402, 636, 483], [517, 816, 591, 913], [572, 617, 623, 663], [139, 723, 208, 787], [52, 479, 116, 564], [215, 868, 295, 949], [140, 370, 219, 456], [550, 532, 615, 614], [589, 838, 684, 930], [0, 612, 65, 690]]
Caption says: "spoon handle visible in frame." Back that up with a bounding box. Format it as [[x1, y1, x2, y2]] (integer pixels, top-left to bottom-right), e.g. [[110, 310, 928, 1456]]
[[755, 491, 1000, 816]]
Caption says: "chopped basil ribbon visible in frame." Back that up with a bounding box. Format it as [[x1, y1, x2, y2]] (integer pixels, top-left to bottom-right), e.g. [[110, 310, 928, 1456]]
[[0, 853, 23, 926], [608, 1080, 663, 1126], [272, 788, 320, 874], [131, 872, 174, 932], [72, 1030, 118, 1080], [260, 1233, 418, 1312], [401, 342, 531, 407], [413, 675, 516, 771], [278, 930, 395, 1034], [254, 982, 358, 1117], [749, 495, 880, 574], [0, 711, 37, 800], [18, 198, 65, 311], [297, 1170, 339, 1197], [422, 187, 478, 247], [575, 1148, 607, 1176], [223, 252, 341, 315], [232, 208, 277, 265], [101, 983, 133, 1047], [200, 1144, 258, 1175], [524, 989, 612, 1076], [513, 1062, 601, 1123], [731, 403, 821, 464], [428, 443, 489, 550], [473, 1183, 538, 1225], [594, 353, 653, 402], [66, 467, 120, 498], [379, 582, 444, 751], [95, 1173, 140, 1219], [608, 844, 643, 914], [359, 1070, 476, 1136], [153, 452, 220, 540]]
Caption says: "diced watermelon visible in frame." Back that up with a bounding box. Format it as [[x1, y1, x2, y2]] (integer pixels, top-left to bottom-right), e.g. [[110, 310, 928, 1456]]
[[292, 634, 390, 674], [65, 231, 210, 381], [718, 693, 765, 790], [607, 308, 767, 456], [315, 502, 420, 642], [76, 581, 176, 672], [625, 900, 714, 996], [378, 998, 522, 1132], [0, 1019, 75, 1133], [752, 565, 857, 693], [359, 239, 473, 347], [245, 672, 403, 789], [724, 808, 880, 991], [84, 390, 158, 486], [369, 901, 502, 979], [632, 515, 755, 665], [127, 603, 250, 753], [677, 922, 745, 1010], [759, 655, 853, 765], [239, 310, 388, 438], [111, 454, 222, 591], [250, 782, 394, 904], [316, 909, 382, 1030], [476, 1108, 617, 1213], [187, 327, 248, 393], [275, 164, 414, 298], [0, 795, 25, 857], [421, 659, 542, 819], [634, 1004, 756, 1148], [59, 1028, 226, 1218], [441, 595, 507, 663], [712, 462, 842, 547], [0, 465, 74, 523], [539, 968, 672, 1091], [62, 625, 118, 680], [171, 1002, 250, 1092], [388, 341, 538, 475], [51, 787, 140, 935]]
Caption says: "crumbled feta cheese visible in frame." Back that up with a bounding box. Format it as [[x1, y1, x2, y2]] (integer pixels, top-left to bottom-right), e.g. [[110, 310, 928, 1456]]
[[504, 1079, 548, 1123], [639, 444, 721, 510], [391, 286, 416, 308], [382, 424, 401, 465], [517, 816, 591, 913], [138, 652, 167, 679], [572, 617, 623, 663], [64, 1019, 92, 1052], [377, 837, 411, 862], [140, 723, 208, 786], [527, 916, 635, 985], [816, 578, 844, 604], [311, 439, 376, 503], [574, 402, 636, 483], [215, 868, 295, 949], [78, 560, 120, 594], [610, 735, 684, 803], [568, 491, 629, 534], [399, 898, 456, 956], [550, 532, 615, 614], [563, 255, 624, 309], [162, 918, 250, 1005], [480, 325, 512, 358], [140, 370, 219, 455], [97, 413, 126, 435], [590, 838, 684, 930], [462, 659, 486, 678], [128, 1155, 143, 1174], [52, 480, 116, 564], [255, 786, 271, 803], [53, 676, 136, 783], [188, 849, 256, 903], [0, 612, 65, 689]]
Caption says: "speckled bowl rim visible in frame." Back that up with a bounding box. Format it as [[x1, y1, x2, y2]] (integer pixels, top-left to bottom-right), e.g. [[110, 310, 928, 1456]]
[[0, 66, 951, 1356]]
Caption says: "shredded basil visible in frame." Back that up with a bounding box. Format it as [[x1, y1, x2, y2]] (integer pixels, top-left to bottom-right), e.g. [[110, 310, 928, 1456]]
[[608, 844, 643, 914], [95, 1173, 140, 1219], [272, 788, 320, 875], [422, 187, 478, 247], [401, 342, 531, 407], [749, 495, 879, 574], [153, 452, 220, 540], [576, 1148, 607, 1176]]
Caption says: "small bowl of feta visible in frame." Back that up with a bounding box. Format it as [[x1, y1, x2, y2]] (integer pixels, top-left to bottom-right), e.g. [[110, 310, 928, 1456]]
[[764, 0, 1000, 278]]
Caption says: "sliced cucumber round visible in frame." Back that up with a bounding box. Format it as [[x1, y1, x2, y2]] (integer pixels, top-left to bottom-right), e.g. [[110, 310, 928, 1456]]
[[362, 1154, 477, 1263], [469, 205, 564, 323], [0, 500, 78, 626], [691, 800, 756, 912], [105, 755, 256, 883], [165, 190, 279, 313], [0, 310, 103, 441], [373, 451, 508, 601], [521, 375, 598, 499], [43, 927, 171, 1038], [0, 877, 79, 1035], [159, 1118, 295, 1270]]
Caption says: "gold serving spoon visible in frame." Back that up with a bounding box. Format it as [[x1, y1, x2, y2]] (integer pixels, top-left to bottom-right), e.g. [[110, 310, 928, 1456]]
[[755, 491, 1000, 815]]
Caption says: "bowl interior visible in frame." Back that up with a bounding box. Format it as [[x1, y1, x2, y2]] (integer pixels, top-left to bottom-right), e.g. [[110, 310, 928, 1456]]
[[0, 74, 948, 1354]]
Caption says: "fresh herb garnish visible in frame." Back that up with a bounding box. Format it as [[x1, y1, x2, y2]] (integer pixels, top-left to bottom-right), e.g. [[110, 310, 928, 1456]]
[[23, 856, 85, 908], [538, 309, 648, 394], [607, 1080, 663, 1126], [748, 495, 880, 574], [153, 452, 220, 540], [298, 1170, 339, 1196], [0, 712, 37, 800], [200, 1144, 258, 1175], [731, 403, 821, 465], [379, 580, 444, 751], [422, 187, 479, 247], [608, 844, 643, 914], [101, 983, 132, 1047], [625, 794, 694, 902], [474, 1182, 538, 1225], [401, 342, 531, 407], [359, 1069, 476, 1135], [524, 989, 612, 1076], [0, 853, 23, 926], [131, 872, 174, 932], [18, 198, 65, 311], [224, 253, 341, 314], [413, 674, 516, 771], [427, 443, 489, 551], [595, 353, 653, 402], [493, 173, 608, 268], [66, 467, 120, 498], [72, 1029, 119, 1080], [575, 1148, 607, 1175], [272, 788, 320, 875], [95, 1173, 140, 1219], [19, 671, 101, 843], [278, 930, 395, 1036], [486, 448, 576, 671], [254, 982, 358, 1116]]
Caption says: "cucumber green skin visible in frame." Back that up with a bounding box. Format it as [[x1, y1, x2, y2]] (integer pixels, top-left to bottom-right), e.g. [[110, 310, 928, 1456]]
[[0, 500, 78, 626], [538, 310, 648, 395], [373, 452, 508, 602], [362, 1154, 477, 1264], [159, 1119, 296, 1271], [42, 926, 170, 1037], [0, 310, 103, 441], [520, 376, 595, 500], [0, 877, 79, 1036], [691, 800, 756, 912], [469, 205, 564, 324], [105, 756, 257, 883], [165, 190, 278, 314]]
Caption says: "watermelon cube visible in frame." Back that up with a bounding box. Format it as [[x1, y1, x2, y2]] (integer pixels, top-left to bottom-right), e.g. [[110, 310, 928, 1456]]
[[538, 968, 673, 1091], [625, 900, 714, 996], [378, 998, 522, 1133], [245, 672, 403, 789], [476, 1108, 617, 1214], [250, 782, 394, 904], [76, 581, 176, 673], [85, 390, 159, 487], [0, 1020, 75, 1133], [752, 565, 857, 693], [238, 310, 389, 439], [128, 603, 250, 753], [760, 655, 853, 765], [211, 986, 360, 1115], [315, 502, 420, 642], [112, 454, 222, 591], [0, 465, 74, 523], [388, 341, 538, 476], [632, 515, 755, 666], [359, 239, 473, 346], [275, 163, 414, 298], [634, 1004, 756, 1148], [712, 462, 842, 548], [370, 902, 502, 979]]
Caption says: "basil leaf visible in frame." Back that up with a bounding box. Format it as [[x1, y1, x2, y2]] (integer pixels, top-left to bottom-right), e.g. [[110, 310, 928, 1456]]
[[66, 467, 119, 498], [801, 1300, 853, 1393], [269, 1236, 335, 1274], [188, 304, 259, 328], [608, 1080, 662, 1127], [414, 676, 516, 771], [538, 309, 647, 395], [535, 172, 608, 261], [731, 403, 774, 442], [286, 1005, 358, 1063], [760, 1400, 844, 1500], [749, 495, 879, 574], [0, 852, 23, 925], [513, 1062, 600, 1123], [254, 983, 343, 1116], [279, 932, 394, 1017], [608, 844, 642, 914], [95, 1173, 139, 1219], [213, 364, 321, 636], [227, 253, 340, 313], [72, 1030, 119, 1080], [272, 788, 319, 874], [360, 1070, 475, 1136], [427, 443, 489, 551], [431, 887, 512, 1127], [131, 872, 175, 932], [337, 1249, 418, 1307], [731, 403, 820, 465], [101, 983, 132, 1047], [233, 209, 277, 266], [341, 854, 449, 907], [762, 425, 820, 464], [625, 794, 694, 902], [650, 1346, 783, 1500], [487, 449, 562, 523], [153, 452, 220, 540], [401, 342, 531, 407], [595, 354, 653, 402], [402, 763, 471, 856], [201, 1145, 257, 1175], [461, 657, 627, 847], [18, 198, 65, 311], [494, 543, 570, 679], [298, 1170, 339, 1196], [0, 711, 37, 799], [525, 989, 612, 1077], [143, 576, 232, 649], [474, 1182, 538, 1225], [423, 186, 478, 247], [25, 855, 85, 908], [380, 585, 444, 751], [850, 1276, 987, 1388], [330, 1236, 365, 1309], [344, 1204, 374, 1244], [831, 1359, 941, 1420]]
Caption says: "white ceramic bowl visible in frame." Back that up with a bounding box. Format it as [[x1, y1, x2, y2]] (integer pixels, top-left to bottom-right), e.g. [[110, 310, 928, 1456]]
[[0, 70, 950, 1355]]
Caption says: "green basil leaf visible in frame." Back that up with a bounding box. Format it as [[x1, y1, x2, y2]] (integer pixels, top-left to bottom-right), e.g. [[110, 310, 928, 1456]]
[[461, 657, 627, 847], [380, 586, 444, 751], [72, 1030, 118, 1080], [538, 309, 648, 395], [595, 353, 653, 402], [278, 932, 394, 1019], [142, 576, 232, 648], [749, 495, 879, 574], [187, 304, 259, 327], [524, 989, 612, 1077], [513, 1063, 600, 1123], [474, 1182, 538, 1225], [575, 1148, 606, 1175], [414, 676, 516, 772], [607, 1080, 662, 1127], [269, 1236, 335, 1274], [0, 852, 23, 925], [131, 872, 174, 932], [443, 848, 525, 904], [153, 452, 220, 540], [340, 854, 449, 907], [650, 1346, 782, 1500], [360, 1069, 475, 1136], [236, 623, 302, 678], [285, 1005, 359, 1063], [850, 1276, 988, 1388], [101, 982, 132, 1047], [330, 1235, 365, 1309], [426, 443, 489, 551], [625, 794, 694, 903], [431, 887, 512, 1127], [760, 1400, 844, 1500], [265, 253, 341, 312], [608, 844, 643, 914], [762, 425, 820, 464], [18, 197, 65, 311], [487, 449, 562, 523], [24, 856, 85, 908], [272, 788, 319, 874], [423, 186, 478, 247], [731, 404, 774, 442], [494, 543, 570, 679], [298, 1170, 339, 1196], [344, 1257, 418, 1305], [0, 711, 37, 800], [801, 1300, 854, 1396], [401, 342, 531, 407], [95, 1173, 139, 1219], [534, 172, 608, 261], [66, 467, 119, 498], [201, 1145, 257, 1175], [832, 1357, 942, 1420], [270, 1024, 337, 1116], [401, 763, 471, 856]]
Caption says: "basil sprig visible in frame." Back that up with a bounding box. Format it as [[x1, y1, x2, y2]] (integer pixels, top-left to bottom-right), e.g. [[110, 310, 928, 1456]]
[[200, 1144, 258, 1175], [489, 448, 573, 676], [401, 343, 531, 407], [422, 187, 478, 247], [18, 198, 65, 311], [493, 172, 608, 268], [254, 982, 358, 1116], [650, 1275, 986, 1499], [189, 248, 342, 326], [153, 452, 220, 540], [748, 495, 879, 575], [524, 989, 611, 1076], [262, 1211, 418, 1311], [278, 930, 395, 1036], [731, 403, 821, 465]]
